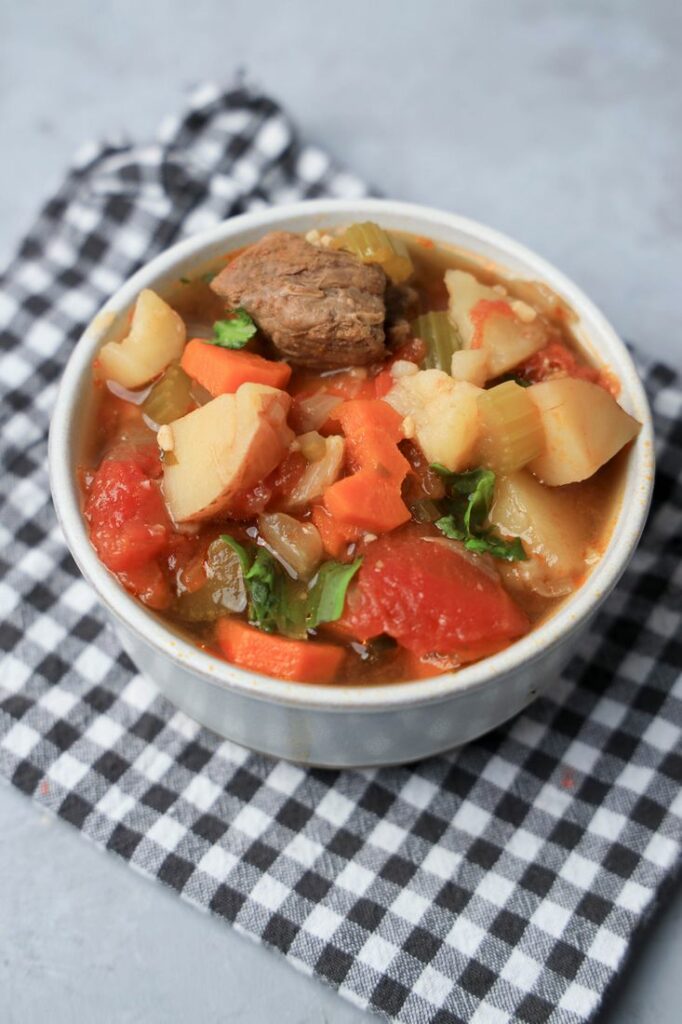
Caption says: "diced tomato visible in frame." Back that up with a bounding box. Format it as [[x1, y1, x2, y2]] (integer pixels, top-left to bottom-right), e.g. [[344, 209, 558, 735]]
[[470, 299, 514, 349], [118, 562, 171, 610], [518, 341, 616, 394], [267, 450, 307, 507], [392, 336, 427, 365], [84, 459, 171, 572], [339, 525, 529, 657], [227, 478, 273, 520]]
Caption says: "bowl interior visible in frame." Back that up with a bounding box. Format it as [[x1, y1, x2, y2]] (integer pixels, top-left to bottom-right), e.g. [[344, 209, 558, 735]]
[[49, 198, 655, 712]]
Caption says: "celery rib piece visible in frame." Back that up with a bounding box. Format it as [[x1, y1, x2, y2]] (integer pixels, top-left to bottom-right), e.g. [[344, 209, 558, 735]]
[[412, 311, 462, 372], [142, 362, 193, 426], [477, 380, 544, 474], [340, 221, 413, 283]]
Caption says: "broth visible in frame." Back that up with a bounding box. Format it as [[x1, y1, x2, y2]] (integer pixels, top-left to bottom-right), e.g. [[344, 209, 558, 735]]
[[79, 227, 633, 685]]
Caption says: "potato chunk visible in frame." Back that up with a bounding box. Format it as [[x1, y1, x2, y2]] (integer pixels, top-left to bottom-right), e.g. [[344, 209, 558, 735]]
[[161, 384, 293, 522], [98, 289, 186, 389], [385, 369, 481, 471], [490, 471, 587, 594], [527, 378, 640, 485], [445, 270, 546, 377]]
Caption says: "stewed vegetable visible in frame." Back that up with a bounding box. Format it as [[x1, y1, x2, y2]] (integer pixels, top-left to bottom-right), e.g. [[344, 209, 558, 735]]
[[80, 224, 639, 684]]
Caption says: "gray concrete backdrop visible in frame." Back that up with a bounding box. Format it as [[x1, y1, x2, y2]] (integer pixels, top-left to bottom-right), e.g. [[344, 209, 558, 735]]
[[1, 1, 680, 1022]]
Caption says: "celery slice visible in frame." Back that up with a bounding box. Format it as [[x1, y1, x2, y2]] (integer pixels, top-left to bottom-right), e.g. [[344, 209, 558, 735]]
[[477, 381, 544, 474], [340, 222, 413, 283], [412, 312, 462, 371], [174, 539, 247, 622], [142, 362, 194, 426]]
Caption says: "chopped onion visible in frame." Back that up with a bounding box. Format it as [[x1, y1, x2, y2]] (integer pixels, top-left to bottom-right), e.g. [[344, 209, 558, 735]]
[[295, 391, 342, 432], [106, 379, 152, 405], [258, 513, 324, 579], [284, 435, 345, 510]]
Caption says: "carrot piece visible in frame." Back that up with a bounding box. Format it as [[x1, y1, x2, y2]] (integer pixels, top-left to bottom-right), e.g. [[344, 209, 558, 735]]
[[216, 619, 345, 683], [329, 399, 409, 477], [324, 469, 411, 533], [311, 504, 361, 559], [373, 369, 394, 399], [322, 399, 410, 533], [181, 338, 292, 395]]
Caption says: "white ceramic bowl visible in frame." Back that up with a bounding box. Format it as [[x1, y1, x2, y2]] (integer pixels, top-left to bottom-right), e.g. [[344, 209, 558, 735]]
[[49, 199, 654, 767]]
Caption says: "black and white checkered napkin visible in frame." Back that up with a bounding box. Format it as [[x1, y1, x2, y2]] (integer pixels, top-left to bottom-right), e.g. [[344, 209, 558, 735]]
[[1, 82, 681, 1024]]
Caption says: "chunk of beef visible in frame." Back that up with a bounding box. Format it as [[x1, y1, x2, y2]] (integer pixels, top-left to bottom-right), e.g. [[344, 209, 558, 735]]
[[385, 282, 419, 348], [211, 231, 387, 367]]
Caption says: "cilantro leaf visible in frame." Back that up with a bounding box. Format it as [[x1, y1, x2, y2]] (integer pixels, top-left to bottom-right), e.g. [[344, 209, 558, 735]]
[[431, 465, 527, 562], [211, 309, 257, 349], [244, 548, 281, 632], [220, 536, 362, 636], [306, 559, 363, 630], [221, 535, 251, 576], [221, 537, 281, 631]]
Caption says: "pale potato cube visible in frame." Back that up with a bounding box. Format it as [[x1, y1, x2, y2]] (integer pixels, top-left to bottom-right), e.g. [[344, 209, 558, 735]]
[[98, 289, 186, 389], [385, 369, 481, 471], [450, 349, 489, 387], [162, 384, 293, 522], [527, 378, 640, 485], [445, 269, 546, 377], [490, 470, 587, 593]]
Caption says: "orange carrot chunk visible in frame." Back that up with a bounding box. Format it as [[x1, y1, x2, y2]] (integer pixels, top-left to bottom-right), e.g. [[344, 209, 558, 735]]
[[324, 469, 411, 534], [311, 505, 362, 560], [216, 619, 346, 683], [329, 399, 408, 476], [181, 338, 292, 396], [322, 399, 410, 534]]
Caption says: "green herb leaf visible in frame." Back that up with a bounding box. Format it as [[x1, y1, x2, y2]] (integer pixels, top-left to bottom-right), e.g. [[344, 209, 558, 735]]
[[431, 466, 527, 562], [211, 309, 257, 349], [306, 559, 363, 630], [243, 548, 281, 632], [434, 515, 465, 542], [221, 538, 281, 631], [221, 535, 251, 576], [220, 537, 362, 635]]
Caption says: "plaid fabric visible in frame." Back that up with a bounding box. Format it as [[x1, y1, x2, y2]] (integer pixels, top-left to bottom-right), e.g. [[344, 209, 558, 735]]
[[1, 82, 681, 1024]]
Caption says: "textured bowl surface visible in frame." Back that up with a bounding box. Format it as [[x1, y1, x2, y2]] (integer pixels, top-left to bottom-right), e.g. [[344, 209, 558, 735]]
[[49, 199, 654, 766]]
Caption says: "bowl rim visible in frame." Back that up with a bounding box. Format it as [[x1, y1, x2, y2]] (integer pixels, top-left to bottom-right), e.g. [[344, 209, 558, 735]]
[[49, 197, 655, 712]]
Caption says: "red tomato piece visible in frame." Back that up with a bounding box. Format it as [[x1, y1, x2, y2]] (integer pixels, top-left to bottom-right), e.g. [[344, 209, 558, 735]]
[[227, 477, 273, 520], [340, 525, 529, 656], [118, 562, 171, 610], [267, 450, 307, 507], [470, 299, 514, 349], [518, 341, 616, 394], [84, 459, 170, 572]]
